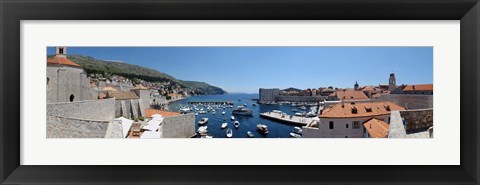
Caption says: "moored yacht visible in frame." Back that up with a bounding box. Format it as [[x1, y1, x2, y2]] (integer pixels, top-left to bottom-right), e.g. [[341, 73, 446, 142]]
[[256, 124, 269, 135], [232, 107, 253, 116], [198, 118, 209, 125]]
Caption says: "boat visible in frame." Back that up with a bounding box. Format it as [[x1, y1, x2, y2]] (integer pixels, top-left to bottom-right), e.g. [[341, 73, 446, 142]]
[[247, 131, 254, 138], [222, 111, 225, 115], [230, 116, 235, 120], [234, 121, 240, 128], [226, 128, 233, 138], [221, 122, 228, 129], [292, 108, 298, 112], [299, 106, 307, 110], [290, 132, 301, 138], [232, 107, 253, 116], [252, 103, 256, 106], [293, 126, 303, 135], [201, 135, 213, 138], [212, 111, 216, 115], [195, 112, 198, 116], [179, 107, 191, 113], [198, 118, 209, 125], [197, 126, 208, 134], [256, 124, 269, 134]]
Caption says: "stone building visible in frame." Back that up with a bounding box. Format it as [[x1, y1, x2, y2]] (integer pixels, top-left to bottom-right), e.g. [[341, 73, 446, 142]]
[[104, 91, 146, 118], [47, 46, 97, 103], [327, 89, 370, 101], [302, 101, 405, 138], [388, 73, 397, 91], [144, 109, 195, 138], [259, 88, 280, 103]]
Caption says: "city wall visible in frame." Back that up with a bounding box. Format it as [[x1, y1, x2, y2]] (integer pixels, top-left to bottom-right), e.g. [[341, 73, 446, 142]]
[[161, 113, 195, 138], [400, 108, 433, 133], [47, 115, 110, 138], [47, 98, 116, 121], [276, 95, 325, 102], [376, 94, 433, 109]]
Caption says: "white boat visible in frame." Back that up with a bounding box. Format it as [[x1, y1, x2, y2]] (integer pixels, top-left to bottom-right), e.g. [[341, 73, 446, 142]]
[[201, 135, 213, 138], [226, 128, 233, 138], [222, 111, 225, 115], [221, 122, 228, 129], [197, 126, 208, 134], [247, 131, 254, 138], [290, 132, 301, 138], [234, 121, 240, 128], [195, 112, 198, 116], [293, 126, 303, 135], [212, 111, 216, 115], [232, 107, 253, 116], [230, 116, 235, 120], [257, 124, 269, 134], [179, 107, 191, 113], [198, 118, 209, 125]]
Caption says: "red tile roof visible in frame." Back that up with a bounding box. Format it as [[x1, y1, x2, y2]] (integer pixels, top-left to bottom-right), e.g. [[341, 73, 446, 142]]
[[328, 89, 369, 100], [145, 109, 181, 118], [47, 56, 80, 67], [363, 118, 389, 138], [320, 101, 406, 118], [403, 84, 433, 91]]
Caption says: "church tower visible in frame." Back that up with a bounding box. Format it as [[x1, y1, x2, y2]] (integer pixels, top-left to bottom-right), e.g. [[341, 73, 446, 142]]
[[354, 81, 359, 91], [388, 73, 396, 91], [56, 46, 67, 58]]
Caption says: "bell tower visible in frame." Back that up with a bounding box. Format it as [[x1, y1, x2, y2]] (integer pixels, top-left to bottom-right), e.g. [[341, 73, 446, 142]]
[[56, 46, 67, 58], [388, 73, 396, 91], [354, 81, 359, 91]]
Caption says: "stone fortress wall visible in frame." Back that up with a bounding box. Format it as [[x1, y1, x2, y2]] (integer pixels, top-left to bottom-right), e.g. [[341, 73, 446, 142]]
[[376, 94, 433, 110], [276, 95, 325, 102], [47, 98, 116, 121], [47, 115, 110, 138], [161, 113, 195, 138], [400, 108, 433, 133]]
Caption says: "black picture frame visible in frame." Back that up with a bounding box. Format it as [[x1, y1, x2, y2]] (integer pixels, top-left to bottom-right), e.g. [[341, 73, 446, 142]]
[[1, 0, 479, 184]]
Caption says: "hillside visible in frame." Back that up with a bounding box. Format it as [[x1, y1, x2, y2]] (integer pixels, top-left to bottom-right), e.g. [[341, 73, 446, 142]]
[[50, 54, 226, 94], [283, 87, 302, 92]]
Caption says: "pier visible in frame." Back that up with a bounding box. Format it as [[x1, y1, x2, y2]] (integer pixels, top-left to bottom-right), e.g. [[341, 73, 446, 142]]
[[188, 101, 234, 105], [260, 111, 314, 126]]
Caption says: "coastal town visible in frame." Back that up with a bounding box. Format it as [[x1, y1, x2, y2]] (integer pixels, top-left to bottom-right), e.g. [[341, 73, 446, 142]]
[[47, 47, 433, 138]]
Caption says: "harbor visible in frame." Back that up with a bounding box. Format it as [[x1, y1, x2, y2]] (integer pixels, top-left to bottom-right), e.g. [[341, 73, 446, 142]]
[[168, 93, 310, 138]]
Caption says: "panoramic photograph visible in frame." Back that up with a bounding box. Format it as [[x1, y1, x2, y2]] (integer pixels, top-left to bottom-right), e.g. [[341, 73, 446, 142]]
[[46, 46, 433, 139]]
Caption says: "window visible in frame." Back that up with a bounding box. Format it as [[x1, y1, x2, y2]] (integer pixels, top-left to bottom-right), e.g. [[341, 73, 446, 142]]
[[346, 124, 349, 128], [353, 121, 360, 129], [329, 121, 334, 129], [69, 94, 75, 102]]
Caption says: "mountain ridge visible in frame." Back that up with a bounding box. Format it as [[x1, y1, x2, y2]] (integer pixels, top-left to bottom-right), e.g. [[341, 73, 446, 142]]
[[50, 54, 227, 94]]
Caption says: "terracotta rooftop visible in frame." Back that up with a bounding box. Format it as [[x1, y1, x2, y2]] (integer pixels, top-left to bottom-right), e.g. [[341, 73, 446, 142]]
[[363, 118, 389, 138], [106, 91, 139, 100], [403, 84, 433, 91], [320, 101, 406, 118], [47, 56, 80, 67], [145, 109, 181, 118], [328, 89, 369, 100]]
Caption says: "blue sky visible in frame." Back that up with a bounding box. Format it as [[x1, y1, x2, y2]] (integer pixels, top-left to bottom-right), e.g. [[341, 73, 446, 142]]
[[47, 47, 433, 93]]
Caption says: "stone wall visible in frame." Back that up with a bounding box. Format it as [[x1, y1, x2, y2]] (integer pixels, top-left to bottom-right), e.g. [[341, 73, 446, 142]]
[[114, 99, 146, 118], [161, 113, 195, 138], [400, 108, 433, 132], [276, 95, 325, 102], [47, 115, 109, 138], [47, 98, 115, 121], [47, 65, 96, 103], [376, 94, 433, 109]]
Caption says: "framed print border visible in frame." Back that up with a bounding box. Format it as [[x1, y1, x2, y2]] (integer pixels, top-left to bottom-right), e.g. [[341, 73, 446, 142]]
[[1, 0, 479, 184]]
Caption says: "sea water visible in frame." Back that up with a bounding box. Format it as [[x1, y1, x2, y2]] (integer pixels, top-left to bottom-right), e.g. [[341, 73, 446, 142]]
[[168, 93, 299, 138]]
